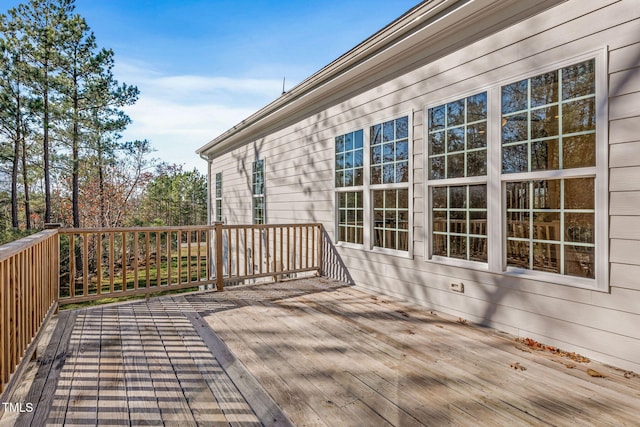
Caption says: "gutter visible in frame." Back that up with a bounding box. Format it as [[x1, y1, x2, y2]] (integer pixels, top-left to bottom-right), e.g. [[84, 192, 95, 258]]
[[199, 152, 212, 225], [195, 0, 461, 156], [196, 0, 566, 157]]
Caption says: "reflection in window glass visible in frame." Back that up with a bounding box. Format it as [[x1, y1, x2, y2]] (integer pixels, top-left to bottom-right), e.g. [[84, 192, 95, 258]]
[[336, 130, 364, 187], [428, 92, 487, 180], [431, 185, 487, 262], [252, 160, 265, 224], [505, 178, 595, 278], [501, 59, 596, 173], [337, 191, 364, 244], [371, 117, 409, 185], [373, 189, 409, 251], [215, 172, 223, 222]]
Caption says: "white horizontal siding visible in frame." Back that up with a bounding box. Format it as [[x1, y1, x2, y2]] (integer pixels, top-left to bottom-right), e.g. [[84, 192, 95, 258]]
[[206, 0, 640, 372], [611, 167, 640, 191], [610, 116, 640, 144], [611, 192, 640, 215]]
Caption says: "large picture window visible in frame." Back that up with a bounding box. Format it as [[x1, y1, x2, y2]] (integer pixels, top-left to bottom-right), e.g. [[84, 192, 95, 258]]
[[502, 59, 596, 280], [334, 116, 411, 252], [426, 55, 605, 289]]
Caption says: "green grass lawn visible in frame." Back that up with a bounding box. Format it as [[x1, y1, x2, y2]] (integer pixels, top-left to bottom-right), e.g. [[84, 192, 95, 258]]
[[59, 253, 210, 309]]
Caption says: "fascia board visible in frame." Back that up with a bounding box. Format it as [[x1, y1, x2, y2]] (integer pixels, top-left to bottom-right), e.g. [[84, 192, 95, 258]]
[[197, 0, 566, 158]]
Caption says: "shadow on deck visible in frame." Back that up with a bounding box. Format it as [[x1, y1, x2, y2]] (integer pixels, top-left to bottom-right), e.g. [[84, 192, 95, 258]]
[[2, 277, 639, 426]]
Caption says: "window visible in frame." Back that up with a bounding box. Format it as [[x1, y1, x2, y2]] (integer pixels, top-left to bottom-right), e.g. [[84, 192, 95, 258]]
[[428, 93, 487, 180], [252, 160, 265, 224], [336, 130, 364, 244], [371, 117, 410, 251], [334, 116, 411, 252], [370, 117, 409, 185], [336, 130, 364, 187], [505, 178, 595, 278], [502, 59, 597, 279], [337, 191, 363, 244], [426, 55, 606, 289], [432, 185, 487, 262], [373, 188, 409, 251], [215, 172, 222, 222], [428, 93, 488, 262]]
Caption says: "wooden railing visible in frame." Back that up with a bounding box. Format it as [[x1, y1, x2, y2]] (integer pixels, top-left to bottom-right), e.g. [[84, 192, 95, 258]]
[[0, 230, 59, 395], [0, 222, 324, 395], [59, 223, 323, 304], [218, 224, 322, 283], [59, 225, 215, 304]]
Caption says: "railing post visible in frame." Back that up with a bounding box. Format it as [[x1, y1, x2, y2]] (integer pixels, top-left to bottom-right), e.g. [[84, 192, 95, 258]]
[[45, 223, 62, 312], [214, 222, 224, 291], [317, 224, 323, 277]]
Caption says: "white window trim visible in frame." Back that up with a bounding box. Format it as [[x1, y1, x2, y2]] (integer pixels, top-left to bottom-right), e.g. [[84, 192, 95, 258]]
[[423, 48, 609, 292], [252, 159, 265, 225], [215, 172, 223, 223], [424, 87, 492, 267], [334, 111, 414, 258]]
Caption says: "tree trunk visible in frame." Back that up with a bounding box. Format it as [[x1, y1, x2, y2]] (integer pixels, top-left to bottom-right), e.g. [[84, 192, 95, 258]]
[[43, 65, 51, 224], [22, 133, 31, 229], [72, 100, 80, 228], [11, 134, 20, 229], [98, 147, 107, 227]]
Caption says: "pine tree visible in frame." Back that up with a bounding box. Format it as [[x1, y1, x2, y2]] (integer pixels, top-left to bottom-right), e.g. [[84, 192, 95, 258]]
[[0, 10, 35, 229], [17, 0, 73, 224]]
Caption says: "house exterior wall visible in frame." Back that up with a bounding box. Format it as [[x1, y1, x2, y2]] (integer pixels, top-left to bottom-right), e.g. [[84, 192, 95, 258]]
[[205, 0, 640, 372]]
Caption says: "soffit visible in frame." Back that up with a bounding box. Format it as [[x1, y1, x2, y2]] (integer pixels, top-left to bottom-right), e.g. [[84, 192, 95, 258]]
[[197, 0, 566, 158]]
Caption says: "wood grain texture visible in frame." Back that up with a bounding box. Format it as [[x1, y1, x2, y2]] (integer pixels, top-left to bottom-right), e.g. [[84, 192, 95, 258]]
[[3, 278, 640, 426]]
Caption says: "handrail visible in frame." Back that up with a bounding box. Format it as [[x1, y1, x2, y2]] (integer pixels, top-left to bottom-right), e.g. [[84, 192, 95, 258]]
[[58, 226, 216, 304], [58, 223, 323, 304], [0, 229, 59, 395], [0, 222, 327, 395]]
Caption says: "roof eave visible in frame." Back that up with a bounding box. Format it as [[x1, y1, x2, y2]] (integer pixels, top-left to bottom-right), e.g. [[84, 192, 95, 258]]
[[197, 0, 566, 158]]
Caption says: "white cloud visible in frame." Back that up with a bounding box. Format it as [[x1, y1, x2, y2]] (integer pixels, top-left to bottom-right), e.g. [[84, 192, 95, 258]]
[[113, 61, 283, 173]]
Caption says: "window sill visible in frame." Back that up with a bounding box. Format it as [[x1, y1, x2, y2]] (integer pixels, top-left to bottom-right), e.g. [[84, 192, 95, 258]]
[[427, 256, 490, 271], [503, 267, 607, 293], [423, 255, 607, 292], [335, 242, 413, 259]]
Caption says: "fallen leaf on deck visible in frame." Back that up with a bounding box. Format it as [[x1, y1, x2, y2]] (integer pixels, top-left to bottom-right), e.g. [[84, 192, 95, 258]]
[[457, 317, 467, 325], [516, 337, 590, 363], [587, 369, 605, 378], [510, 362, 526, 371], [624, 371, 638, 379]]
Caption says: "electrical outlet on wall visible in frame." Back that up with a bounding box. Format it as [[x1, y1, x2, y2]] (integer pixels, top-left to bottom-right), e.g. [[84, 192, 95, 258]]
[[450, 282, 464, 293]]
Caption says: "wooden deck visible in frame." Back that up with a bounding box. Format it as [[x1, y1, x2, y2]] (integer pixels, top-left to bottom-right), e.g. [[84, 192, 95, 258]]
[[2, 277, 639, 426]]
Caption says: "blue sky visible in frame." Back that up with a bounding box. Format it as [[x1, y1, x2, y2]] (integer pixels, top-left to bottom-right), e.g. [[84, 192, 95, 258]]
[[1, 0, 419, 173]]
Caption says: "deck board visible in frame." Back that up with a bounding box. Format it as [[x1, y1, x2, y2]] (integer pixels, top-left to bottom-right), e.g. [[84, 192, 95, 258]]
[[2, 277, 639, 426]]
